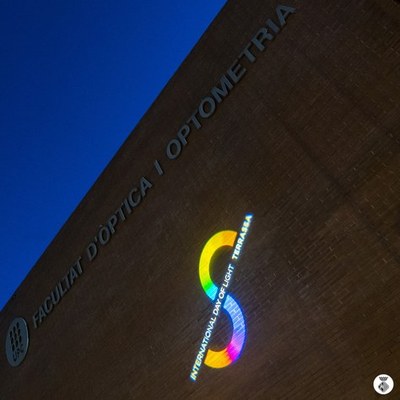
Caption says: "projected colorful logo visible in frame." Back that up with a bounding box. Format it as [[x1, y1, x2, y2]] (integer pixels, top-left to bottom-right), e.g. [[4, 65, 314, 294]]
[[190, 214, 253, 381]]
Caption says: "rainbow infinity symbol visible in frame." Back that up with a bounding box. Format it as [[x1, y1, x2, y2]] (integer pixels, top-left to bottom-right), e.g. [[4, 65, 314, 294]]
[[199, 230, 246, 368]]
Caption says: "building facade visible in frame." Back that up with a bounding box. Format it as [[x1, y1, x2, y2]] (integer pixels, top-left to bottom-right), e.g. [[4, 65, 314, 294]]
[[1, 1, 400, 398]]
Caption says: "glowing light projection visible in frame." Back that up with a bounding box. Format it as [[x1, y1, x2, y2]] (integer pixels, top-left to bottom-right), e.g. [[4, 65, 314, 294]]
[[190, 214, 253, 381]]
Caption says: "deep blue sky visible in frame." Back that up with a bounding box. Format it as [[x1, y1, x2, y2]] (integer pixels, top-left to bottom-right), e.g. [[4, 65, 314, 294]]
[[0, 1, 226, 310]]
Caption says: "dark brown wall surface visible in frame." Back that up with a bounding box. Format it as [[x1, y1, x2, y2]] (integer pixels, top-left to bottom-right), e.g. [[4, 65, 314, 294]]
[[1, 1, 400, 399]]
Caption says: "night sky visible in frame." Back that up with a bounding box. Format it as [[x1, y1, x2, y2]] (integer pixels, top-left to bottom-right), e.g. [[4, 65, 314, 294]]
[[0, 1, 226, 309]]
